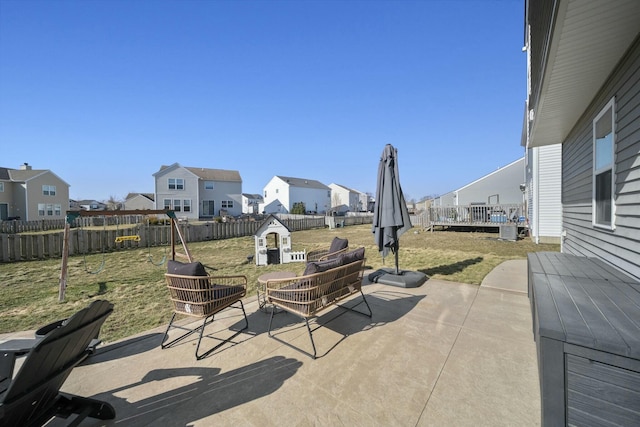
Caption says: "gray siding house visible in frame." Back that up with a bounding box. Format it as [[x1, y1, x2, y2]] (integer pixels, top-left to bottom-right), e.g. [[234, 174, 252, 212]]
[[525, 0, 640, 279], [0, 163, 70, 221], [153, 163, 243, 219], [433, 158, 525, 206]]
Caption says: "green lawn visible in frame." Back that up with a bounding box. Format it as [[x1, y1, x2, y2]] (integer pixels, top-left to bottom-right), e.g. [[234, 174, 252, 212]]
[[0, 224, 559, 343]]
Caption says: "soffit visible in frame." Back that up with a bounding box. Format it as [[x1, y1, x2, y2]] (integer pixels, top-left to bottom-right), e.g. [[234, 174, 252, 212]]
[[529, 0, 640, 147]]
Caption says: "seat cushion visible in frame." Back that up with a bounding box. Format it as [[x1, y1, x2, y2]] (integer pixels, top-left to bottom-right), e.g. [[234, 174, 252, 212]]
[[210, 284, 245, 300], [167, 260, 207, 276]]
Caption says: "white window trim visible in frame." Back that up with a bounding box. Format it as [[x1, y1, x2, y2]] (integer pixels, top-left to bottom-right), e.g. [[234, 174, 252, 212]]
[[168, 178, 185, 190], [592, 97, 616, 230]]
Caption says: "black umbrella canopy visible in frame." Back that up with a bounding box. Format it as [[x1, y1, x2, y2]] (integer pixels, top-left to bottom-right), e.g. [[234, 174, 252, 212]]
[[372, 144, 412, 272]]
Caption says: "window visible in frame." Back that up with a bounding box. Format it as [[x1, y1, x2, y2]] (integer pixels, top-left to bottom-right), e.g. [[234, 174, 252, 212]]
[[168, 178, 184, 190], [42, 185, 56, 196], [222, 200, 233, 208], [593, 98, 615, 229], [0, 182, 4, 192], [183, 199, 191, 212], [38, 204, 58, 216], [173, 199, 182, 212], [264, 191, 267, 197], [204, 181, 214, 190], [163, 199, 171, 210]]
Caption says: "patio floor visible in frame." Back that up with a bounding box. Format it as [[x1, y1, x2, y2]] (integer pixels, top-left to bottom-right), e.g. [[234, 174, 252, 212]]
[[4, 259, 541, 426]]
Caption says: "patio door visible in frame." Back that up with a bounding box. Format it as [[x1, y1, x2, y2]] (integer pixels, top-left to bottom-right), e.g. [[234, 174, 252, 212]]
[[202, 200, 215, 217]]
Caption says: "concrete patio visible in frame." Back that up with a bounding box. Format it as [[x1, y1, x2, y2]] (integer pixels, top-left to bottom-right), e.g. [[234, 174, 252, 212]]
[[4, 260, 540, 426]]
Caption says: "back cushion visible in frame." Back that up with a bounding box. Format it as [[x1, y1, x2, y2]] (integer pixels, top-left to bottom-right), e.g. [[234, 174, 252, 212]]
[[339, 247, 365, 265], [304, 257, 343, 275], [328, 237, 348, 254], [167, 260, 207, 276]]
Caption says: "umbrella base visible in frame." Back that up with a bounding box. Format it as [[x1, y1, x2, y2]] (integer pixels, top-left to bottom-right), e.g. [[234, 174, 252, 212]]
[[367, 268, 427, 288]]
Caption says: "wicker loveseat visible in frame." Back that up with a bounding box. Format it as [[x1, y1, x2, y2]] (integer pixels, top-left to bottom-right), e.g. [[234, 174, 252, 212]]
[[265, 247, 372, 358]]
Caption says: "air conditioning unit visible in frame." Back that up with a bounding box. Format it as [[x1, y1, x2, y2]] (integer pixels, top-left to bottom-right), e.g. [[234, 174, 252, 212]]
[[500, 224, 517, 241]]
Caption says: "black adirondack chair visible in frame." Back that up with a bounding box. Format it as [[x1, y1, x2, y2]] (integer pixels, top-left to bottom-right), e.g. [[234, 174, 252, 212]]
[[0, 300, 115, 426]]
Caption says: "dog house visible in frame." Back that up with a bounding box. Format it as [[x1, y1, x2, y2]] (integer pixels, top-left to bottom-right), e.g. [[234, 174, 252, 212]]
[[254, 215, 306, 266]]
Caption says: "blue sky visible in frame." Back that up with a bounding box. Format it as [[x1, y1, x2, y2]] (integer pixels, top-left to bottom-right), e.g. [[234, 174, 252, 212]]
[[1, 0, 526, 203]]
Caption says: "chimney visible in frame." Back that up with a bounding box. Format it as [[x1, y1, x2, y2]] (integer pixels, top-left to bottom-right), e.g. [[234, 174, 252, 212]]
[[20, 163, 32, 170]]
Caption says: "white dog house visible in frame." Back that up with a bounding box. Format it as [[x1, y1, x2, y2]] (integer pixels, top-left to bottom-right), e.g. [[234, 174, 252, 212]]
[[254, 215, 306, 266]]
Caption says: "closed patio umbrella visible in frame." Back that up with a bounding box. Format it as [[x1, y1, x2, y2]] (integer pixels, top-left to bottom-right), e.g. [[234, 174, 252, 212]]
[[369, 144, 427, 288]]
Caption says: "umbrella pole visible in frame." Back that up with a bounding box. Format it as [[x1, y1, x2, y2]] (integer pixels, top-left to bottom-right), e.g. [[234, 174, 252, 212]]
[[395, 247, 400, 275]]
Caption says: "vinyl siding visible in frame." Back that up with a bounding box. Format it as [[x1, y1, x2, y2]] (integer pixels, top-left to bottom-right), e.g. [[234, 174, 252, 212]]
[[455, 158, 525, 205], [562, 35, 640, 280]]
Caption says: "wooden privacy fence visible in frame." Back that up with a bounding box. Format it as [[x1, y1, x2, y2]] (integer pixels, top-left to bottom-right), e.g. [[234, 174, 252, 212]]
[[0, 216, 333, 262], [0, 215, 144, 234]]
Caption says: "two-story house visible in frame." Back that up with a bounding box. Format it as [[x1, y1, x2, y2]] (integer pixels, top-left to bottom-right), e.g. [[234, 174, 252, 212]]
[[124, 193, 155, 211], [0, 163, 70, 221], [261, 176, 331, 214], [329, 183, 364, 214], [241, 193, 263, 215], [153, 163, 243, 219]]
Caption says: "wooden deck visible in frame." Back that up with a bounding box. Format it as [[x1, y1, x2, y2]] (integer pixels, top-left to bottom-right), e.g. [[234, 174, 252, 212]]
[[418, 203, 525, 230]]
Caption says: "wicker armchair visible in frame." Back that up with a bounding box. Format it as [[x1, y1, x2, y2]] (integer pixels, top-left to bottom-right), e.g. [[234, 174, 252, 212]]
[[162, 260, 249, 360], [306, 236, 349, 262]]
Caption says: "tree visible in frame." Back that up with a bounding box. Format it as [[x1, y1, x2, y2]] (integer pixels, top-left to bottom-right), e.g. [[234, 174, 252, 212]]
[[291, 202, 306, 215], [106, 195, 122, 210]]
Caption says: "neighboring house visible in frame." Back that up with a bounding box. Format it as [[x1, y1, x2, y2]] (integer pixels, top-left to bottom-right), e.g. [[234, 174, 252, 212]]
[[415, 197, 433, 212], [153, 163, 242, 219], [77, 200, 107, 211], [261, 176, 331, 214], [124, 193, 155, 211], [357, 191, 371, 213], [524, 144, 562, 244], [241, 193, 263, 215], [329, 183, 363, 213], [433, 158, 525, 206], [524, 1, 640, 279], [0, 163, 70, 221], [432, 191, 456, 207]]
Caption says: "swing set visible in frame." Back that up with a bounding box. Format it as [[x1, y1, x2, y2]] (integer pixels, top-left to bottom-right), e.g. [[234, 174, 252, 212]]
[[58, 209, 193, 302]]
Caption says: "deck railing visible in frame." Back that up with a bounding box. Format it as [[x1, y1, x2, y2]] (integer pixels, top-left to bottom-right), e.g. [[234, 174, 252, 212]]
[[429, 204, 525, 227]]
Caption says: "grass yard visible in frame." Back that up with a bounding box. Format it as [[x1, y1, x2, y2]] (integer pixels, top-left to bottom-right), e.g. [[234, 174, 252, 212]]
[[0, 224, 559, 343]]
